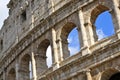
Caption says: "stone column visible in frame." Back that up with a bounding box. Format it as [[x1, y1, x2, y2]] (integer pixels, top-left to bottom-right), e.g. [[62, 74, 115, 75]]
[[30, 12, 34, 30], [56, 38, 64, 62], [78, 9, 91, 55], [85, 70, 92, 80], [31, 52, 37, 80], [19, 62, 30, 80], [51, 28, 59, 69], [78, 9, 89, 47], [51, 0, 55, 12], [34, 53, 48, 75], [62, 39, 70, 58], [3, 68, 6, 80], [84, 23, 95, 45], [112, 0, 120, 38]]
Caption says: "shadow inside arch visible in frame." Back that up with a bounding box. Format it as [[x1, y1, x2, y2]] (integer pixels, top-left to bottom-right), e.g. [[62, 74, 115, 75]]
[[100, 68, 119, 80], [109, 72, 120, 80]]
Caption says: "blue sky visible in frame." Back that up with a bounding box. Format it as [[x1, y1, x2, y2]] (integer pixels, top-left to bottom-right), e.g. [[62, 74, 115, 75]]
[[95, 11, 115, 39], [0, 0, 10, 29], [67, 28, 80, 55], [0, 1, 114, 67], [68, 11, 115, 55]]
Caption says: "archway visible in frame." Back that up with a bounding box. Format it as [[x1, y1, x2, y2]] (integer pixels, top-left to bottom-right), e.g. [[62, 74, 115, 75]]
[[61, 22, 80, 59], [109, 72, 120, 80], [8, 68, 16, 80], [19, 54, 31, 80], [91, 5, 115, 41], [100, 69, 119, 80], [36, 39, 52, 74]]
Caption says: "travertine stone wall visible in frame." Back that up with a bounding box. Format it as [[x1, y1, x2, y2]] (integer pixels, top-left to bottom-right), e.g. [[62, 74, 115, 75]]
[[0, 0, 120, 80]]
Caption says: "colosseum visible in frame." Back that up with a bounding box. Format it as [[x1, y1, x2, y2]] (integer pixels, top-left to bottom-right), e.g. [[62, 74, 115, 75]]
[[0, 0, 120, 80]]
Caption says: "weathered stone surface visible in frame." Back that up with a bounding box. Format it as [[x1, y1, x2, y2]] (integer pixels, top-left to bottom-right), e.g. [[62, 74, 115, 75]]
[[0, 0, 120, 80]]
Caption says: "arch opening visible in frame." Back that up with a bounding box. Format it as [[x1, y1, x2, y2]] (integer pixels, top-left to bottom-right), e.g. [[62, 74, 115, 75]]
[[20, 54, 31, 80], [46, 45, 52, 68], [91, 5, 115, 41], [67, 27, 80, 56], [36, 39, 52, 74], [61, 22, 80, 59], [109, 72, 120, 80], [8, 68, 16, 80], [100, 69, 119, 80], [95, 11, 115, 40]]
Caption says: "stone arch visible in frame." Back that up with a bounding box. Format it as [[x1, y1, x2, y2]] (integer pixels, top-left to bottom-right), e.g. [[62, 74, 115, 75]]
[[100, 68, 119, 80], [109, 72, 120, 80], [60, 22, 80, 59], [19, 54, 31, 80], [36, 39, 51, 74], [90, 4, 115, 41], [91, 4, 109, 24], [8, 68, 16, 80]]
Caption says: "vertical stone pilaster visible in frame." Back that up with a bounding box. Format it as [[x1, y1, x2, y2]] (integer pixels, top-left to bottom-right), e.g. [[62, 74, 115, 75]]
[[31, 12, 35, 30], [78, 9, 88, 48], [34, 53, 48, 75], [78, 9, 91, 55], [56, 38, 64, 62], [112, 0, 120, 38], [86, 70, 92, 80], [62, 39, 70, 59], [51, 28, 59, 69], [3, 68, 6, 80], [31, 52, 37, 80], [51, 0, 55, 12], [84, 23, 95, 46]]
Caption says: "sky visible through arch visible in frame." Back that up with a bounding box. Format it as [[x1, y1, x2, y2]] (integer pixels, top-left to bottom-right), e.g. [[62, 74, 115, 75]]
[[0, 1, 115, 67]]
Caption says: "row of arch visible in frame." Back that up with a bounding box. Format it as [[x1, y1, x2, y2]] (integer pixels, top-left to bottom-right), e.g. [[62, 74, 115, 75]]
[[8, 54, 32, 80], [99, 68, 120, 80], [8, 66, 120, 80], [6, 1, 120, 80]]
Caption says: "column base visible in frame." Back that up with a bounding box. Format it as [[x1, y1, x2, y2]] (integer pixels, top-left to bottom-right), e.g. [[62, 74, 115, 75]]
[[81, 46, 91, 56]]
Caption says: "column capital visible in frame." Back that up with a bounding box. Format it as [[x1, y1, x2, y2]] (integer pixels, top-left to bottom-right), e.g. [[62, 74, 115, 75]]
[[84, 22, 92, 27], [82, 69, 91, 73], [86, 69, 91, 73], [34, 54, 47, 59], [84, 69, 92, 80], [77, 6, 83, 12]]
